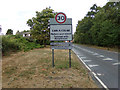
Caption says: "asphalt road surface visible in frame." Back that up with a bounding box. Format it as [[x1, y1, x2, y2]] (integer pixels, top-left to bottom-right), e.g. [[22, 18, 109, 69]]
[[72, 44, 119, 89]]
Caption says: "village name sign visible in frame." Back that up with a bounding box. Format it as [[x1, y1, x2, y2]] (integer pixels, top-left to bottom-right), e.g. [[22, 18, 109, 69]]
[[50, 12, 72, 67]]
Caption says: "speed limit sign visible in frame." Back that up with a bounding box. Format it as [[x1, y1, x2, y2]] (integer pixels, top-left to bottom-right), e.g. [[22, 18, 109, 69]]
[[55, 12, 66, 24], [50, 12, 72, 41]]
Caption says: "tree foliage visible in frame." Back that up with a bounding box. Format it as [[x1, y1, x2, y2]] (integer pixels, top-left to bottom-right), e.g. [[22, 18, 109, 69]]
[[27, 7, 56, 46], [74, 2, 120, 47], [6, 29, 13, 35]]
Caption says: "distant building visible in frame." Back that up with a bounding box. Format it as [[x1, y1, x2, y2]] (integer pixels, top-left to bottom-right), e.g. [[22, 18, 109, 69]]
[[16, 31, 31, 38], [23, 32, 31, 37]]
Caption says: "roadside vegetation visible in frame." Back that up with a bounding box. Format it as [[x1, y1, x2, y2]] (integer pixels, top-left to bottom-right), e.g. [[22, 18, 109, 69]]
[[74, 2, 120, 50], [2, 35, 44, 56], [2, 48, 98, 88], [2, 7, 56, 56]]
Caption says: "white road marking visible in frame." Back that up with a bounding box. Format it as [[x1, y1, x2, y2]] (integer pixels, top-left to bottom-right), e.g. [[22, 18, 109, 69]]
[[96, 73, 104, 76], [80, 57, 86, 59], [77, 55, 91, 71], [88, 64, 99, 67], [97, 73, 102, 76], [83, 60, 92, 62], [78, 55, 84, 57], [97, 55, 104, 57], [112, 62, 120, 65], [93, 53, 99, 55], [88, 51, 94, 53], [92, 72, 108, 89], [72, 49, 108, 89], [103, 58, 113, 61]]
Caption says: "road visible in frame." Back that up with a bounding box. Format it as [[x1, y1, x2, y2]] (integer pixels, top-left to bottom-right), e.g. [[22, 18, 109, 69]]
[[72, 44, 119, 89]]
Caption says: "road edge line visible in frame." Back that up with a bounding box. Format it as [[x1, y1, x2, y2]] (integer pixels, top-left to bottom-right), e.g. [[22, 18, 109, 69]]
[[72, 49, 109, 90]]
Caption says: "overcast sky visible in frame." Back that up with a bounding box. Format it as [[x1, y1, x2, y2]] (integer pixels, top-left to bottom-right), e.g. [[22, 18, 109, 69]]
[[0, 0, 108, 35]]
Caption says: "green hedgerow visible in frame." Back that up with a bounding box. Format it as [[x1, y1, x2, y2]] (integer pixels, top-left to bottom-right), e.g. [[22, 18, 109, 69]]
[[2, 35, 44, 55]]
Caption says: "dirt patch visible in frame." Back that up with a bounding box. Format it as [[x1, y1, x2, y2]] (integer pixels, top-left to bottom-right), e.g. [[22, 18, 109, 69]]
[[2, 48, 98, 88]]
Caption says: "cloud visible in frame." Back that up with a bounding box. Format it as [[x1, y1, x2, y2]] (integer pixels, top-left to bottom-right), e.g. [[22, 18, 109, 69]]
[[0, 0, 108, 35]]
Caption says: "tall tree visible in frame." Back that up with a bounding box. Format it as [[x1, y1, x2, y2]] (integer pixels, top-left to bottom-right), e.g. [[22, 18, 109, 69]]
[[6, 29, 13, 35], [74, 2, 120, 47], [86, 4, 101, 18], [27, 7, 56, 46]]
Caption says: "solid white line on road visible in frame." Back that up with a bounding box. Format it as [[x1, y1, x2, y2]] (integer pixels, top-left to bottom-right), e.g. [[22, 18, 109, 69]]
[[76, 55, 91, 72], [88, 64, 99, 68], [72, 49, 108, 89], [78, 54, 108, 89], [92, 72, 108, 90], [103, 58, 113, 61], [83, 60, 92, 62], [112, 62, 120, 65]]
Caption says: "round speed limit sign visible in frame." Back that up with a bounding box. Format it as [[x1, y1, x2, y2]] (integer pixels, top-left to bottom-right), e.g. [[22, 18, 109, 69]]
[[55, 12, 66, 24]]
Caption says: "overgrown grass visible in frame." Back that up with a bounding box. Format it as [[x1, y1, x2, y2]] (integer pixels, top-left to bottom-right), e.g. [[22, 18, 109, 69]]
[[2, 35, 44, 55], [2, 48, 98, 88]]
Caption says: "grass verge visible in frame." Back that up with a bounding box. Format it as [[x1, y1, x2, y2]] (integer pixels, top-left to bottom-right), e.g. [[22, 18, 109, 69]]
[[2, 48, 98, 88], [75, 43, 119, 52]]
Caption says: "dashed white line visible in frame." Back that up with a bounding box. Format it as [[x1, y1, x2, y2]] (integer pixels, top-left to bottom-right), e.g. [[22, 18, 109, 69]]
[[103, 58, 113, 61], [72, 49, 108, 89], [97, 55, 104, 57], [77, 55, 91, 72], [112, 62, 120, 65], [83, 60, 92, 62], [77, 55, 108, 89], [88, 64, 99, 68], [88, 51, 94, 53], [93, 53, 99, 55], [97, 73, 102, 76], [80, 57, 86, 59], [92, 72, 108, 89]]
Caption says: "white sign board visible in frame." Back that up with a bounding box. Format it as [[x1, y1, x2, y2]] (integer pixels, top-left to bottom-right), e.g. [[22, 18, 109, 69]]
[[51, 46, 72, 49], [50, 25, 72, 41], [50, 12, 72, 41]]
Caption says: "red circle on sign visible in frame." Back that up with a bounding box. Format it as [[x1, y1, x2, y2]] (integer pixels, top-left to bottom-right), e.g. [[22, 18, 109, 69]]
[[55, 12, 66, 24]]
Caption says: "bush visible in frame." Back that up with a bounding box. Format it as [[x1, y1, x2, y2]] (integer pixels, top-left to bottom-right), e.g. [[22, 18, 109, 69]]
[[2, 35, 44, 55], [2, 36, 21, 55]]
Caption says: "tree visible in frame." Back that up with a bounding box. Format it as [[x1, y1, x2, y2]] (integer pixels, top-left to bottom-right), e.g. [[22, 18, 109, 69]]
[[6, 29, 13, 35], [27, 7, 56, 46], [16, 30, 19, 35], [74, 2, 120, 48], [86, 4, 101, 18]]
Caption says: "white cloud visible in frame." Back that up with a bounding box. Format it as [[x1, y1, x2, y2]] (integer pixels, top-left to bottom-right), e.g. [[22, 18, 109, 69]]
[[0, 0, 108, 35]]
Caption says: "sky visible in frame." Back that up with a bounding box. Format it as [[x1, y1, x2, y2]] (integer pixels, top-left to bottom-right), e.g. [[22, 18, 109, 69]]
[[0, 0, 108, 35]]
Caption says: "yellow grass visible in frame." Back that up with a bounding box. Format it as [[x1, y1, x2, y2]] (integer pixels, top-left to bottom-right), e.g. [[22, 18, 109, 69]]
[[2, 48, 98, 88]]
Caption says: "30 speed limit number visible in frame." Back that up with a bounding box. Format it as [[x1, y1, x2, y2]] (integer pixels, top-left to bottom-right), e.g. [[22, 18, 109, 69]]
[[55, 12, 66, 24]]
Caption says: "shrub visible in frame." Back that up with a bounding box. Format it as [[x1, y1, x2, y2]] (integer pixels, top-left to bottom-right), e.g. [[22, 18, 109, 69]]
[[2, 35, 44, 56], [2, 36, 21, 55]]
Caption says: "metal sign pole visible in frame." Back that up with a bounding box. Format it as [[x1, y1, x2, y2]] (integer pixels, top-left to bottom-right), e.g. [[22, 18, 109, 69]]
[[52, 49, 55, 67], [69, 41, 71, 68]]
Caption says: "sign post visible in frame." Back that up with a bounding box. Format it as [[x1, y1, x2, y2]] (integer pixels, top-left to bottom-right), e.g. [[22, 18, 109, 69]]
[[50, 12, 72, 68], [52, 49, 54, 67], [69, 41, 71, 68]]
